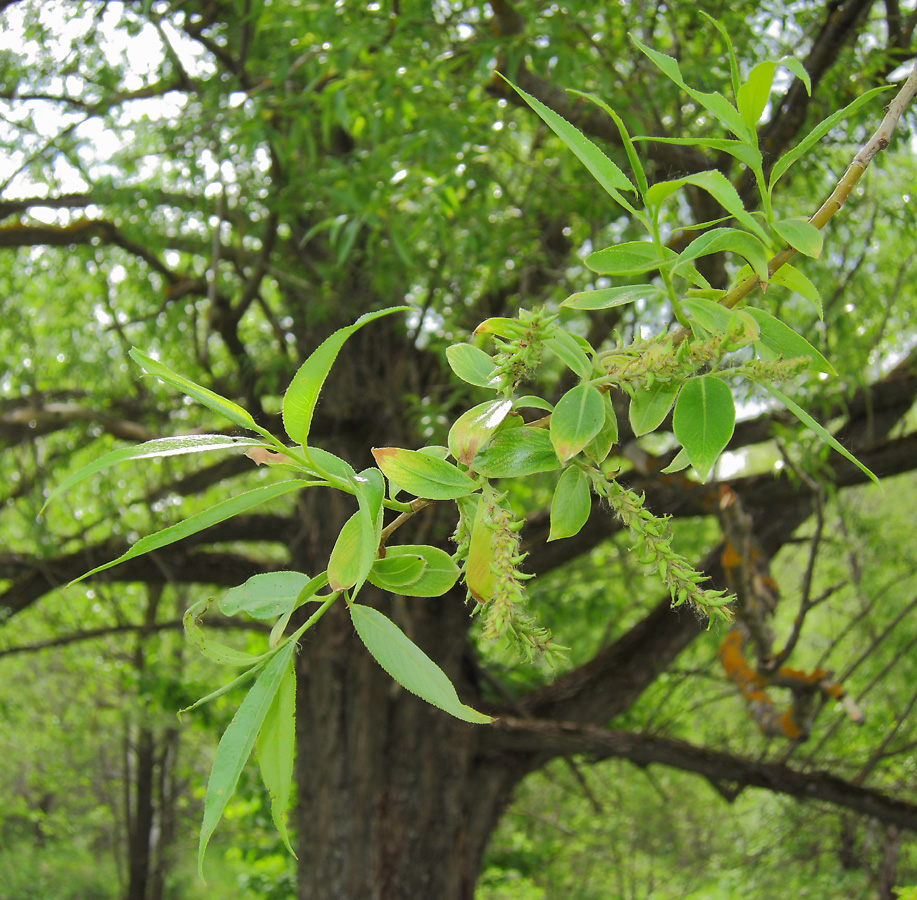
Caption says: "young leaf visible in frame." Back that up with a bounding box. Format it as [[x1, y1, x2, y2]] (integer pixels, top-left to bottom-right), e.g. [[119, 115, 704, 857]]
[[42, 434, 265, 512], [682, 297, 760, 343], [736, 61, 778, 130], [256, 653, 297, 857], [220, 571, 313, 620], [327, 469, 384, 595], [465, 493, 496, 604], [445, 343, 499, 388], [368, 554, 427, 591], [471, 426, 561, 478], [630, 35, 754, 143], [349, 603, 493, 723], [130, 349, 259, 432], [198, 639, 298, 877], [661, 447, 691, 474], [628, 382, 680, 436], [680, 171, 769, 242], [499, 75, 637, 208], [765, 385, 879, 486], [71, 481, 305, 586], [183, 600, 270, 666], [673, 227, 769, 282], [548, 466, 592, 541], [282, 306, 409, 447], [550, 383, 606, 464], [561, 284, 658, 311], [448, 399, 513, 465], [583, 393, 619, 464], [769, 263, 823, 318], [744, 307, 836, 374], [544, 325, 595, 379], [369, 545, 460, 597], [773, 217, 823, 258], [372, 447, 478, 499], [672, 376, 736, 482], [301, 446, 357, 487]]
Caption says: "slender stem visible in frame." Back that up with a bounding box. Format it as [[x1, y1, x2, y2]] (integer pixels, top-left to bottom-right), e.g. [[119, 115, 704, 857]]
[[291, 592, 339, 641]]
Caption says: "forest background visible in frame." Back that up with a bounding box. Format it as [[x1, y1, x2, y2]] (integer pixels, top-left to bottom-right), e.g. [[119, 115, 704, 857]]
[[2, 0, 917, 898]]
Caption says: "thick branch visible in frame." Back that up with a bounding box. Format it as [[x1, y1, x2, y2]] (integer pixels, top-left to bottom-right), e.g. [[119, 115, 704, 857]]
[[488, 718, 917, 832]]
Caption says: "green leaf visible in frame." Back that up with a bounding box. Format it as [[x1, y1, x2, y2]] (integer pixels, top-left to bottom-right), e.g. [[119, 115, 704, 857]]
[[773, 217, 823, 258], [639, 136, 763, 172], [561, 284, 658, 310], [769, 263, 823, 318], [661, 447, 691, 474], [765, 386, 879, 486], [41, 435, 265, 512], [220, 571, 313, 620], [474, 316, 527, 338], [672, 376, 736, 482], [327, 469, 384, 595], [302, 446, 357, 488], [465, 493, 495, 604], [569, 90, 649, 197], [583, 393, 618, 464], [673, 227, 769, 282], [445, 343, 499, 388], [514, 395, 554, 412], [372, 447, 478, 499], [370, 545, 460, 597], [550, 384, 606, 464], [350, 603, 493, 723], [586, 241, 675, 276], [183, 599, 270, 666], [256, 653, 297, 857], [72, 481, 305, 586], [544, 325, 594, 379], [500, 76, 636, 208], [680, 171, 769, 242], [631, 35, 754, 142], [628, 382, 680, 436], [368, 554, 427, 590], [448, 399, 514, 465], [471, 426, 561, 478], [548, 466, 592, 541], [198, 639, 297, 877], [736, 61, 777, 129], [769, 85, 891, 191], [744, 307, 836, 374], [282, 306, 409, 447], [130, 349, 259, 432], [681, 297, 760, 343]]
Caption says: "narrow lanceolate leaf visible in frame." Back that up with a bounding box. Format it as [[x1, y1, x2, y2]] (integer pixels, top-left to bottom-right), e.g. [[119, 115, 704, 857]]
[[586, 241, 675, 276], [199, 639, 297, 877], [42, 435, 265, 512], [219, 571, 313, 620], [744, 307, 836, 374], [672, 376, 736, 482], [765, 385, 879, 486], [445, 343, 499, 388], [628, 382, 680, 436], [548, 466, 592, 542], [350, 603, 493, 724], [465, 490, 496, 604], [71, 481, 305, 586], [550, 384, 605, 464], [130, 349, 258, 431], [257, 654, 297, 858], [769, 85, 891, 191], [769, 263, 823, 319], [500, 76, 636, 206], [327, 470, 385, 594], [471, 426, 561, 478], [369, 545, 460, 597], [736, 61, 778, 129], [372, 447, 478, 500], [544, 325, 595, 379], [282, 306, 409, 447], [183, 599, 270, 666], [631, 35, 754, 143], [561, 284, 658, 311], [773, 217, 823, 258], [448, 399, 513, 465]]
